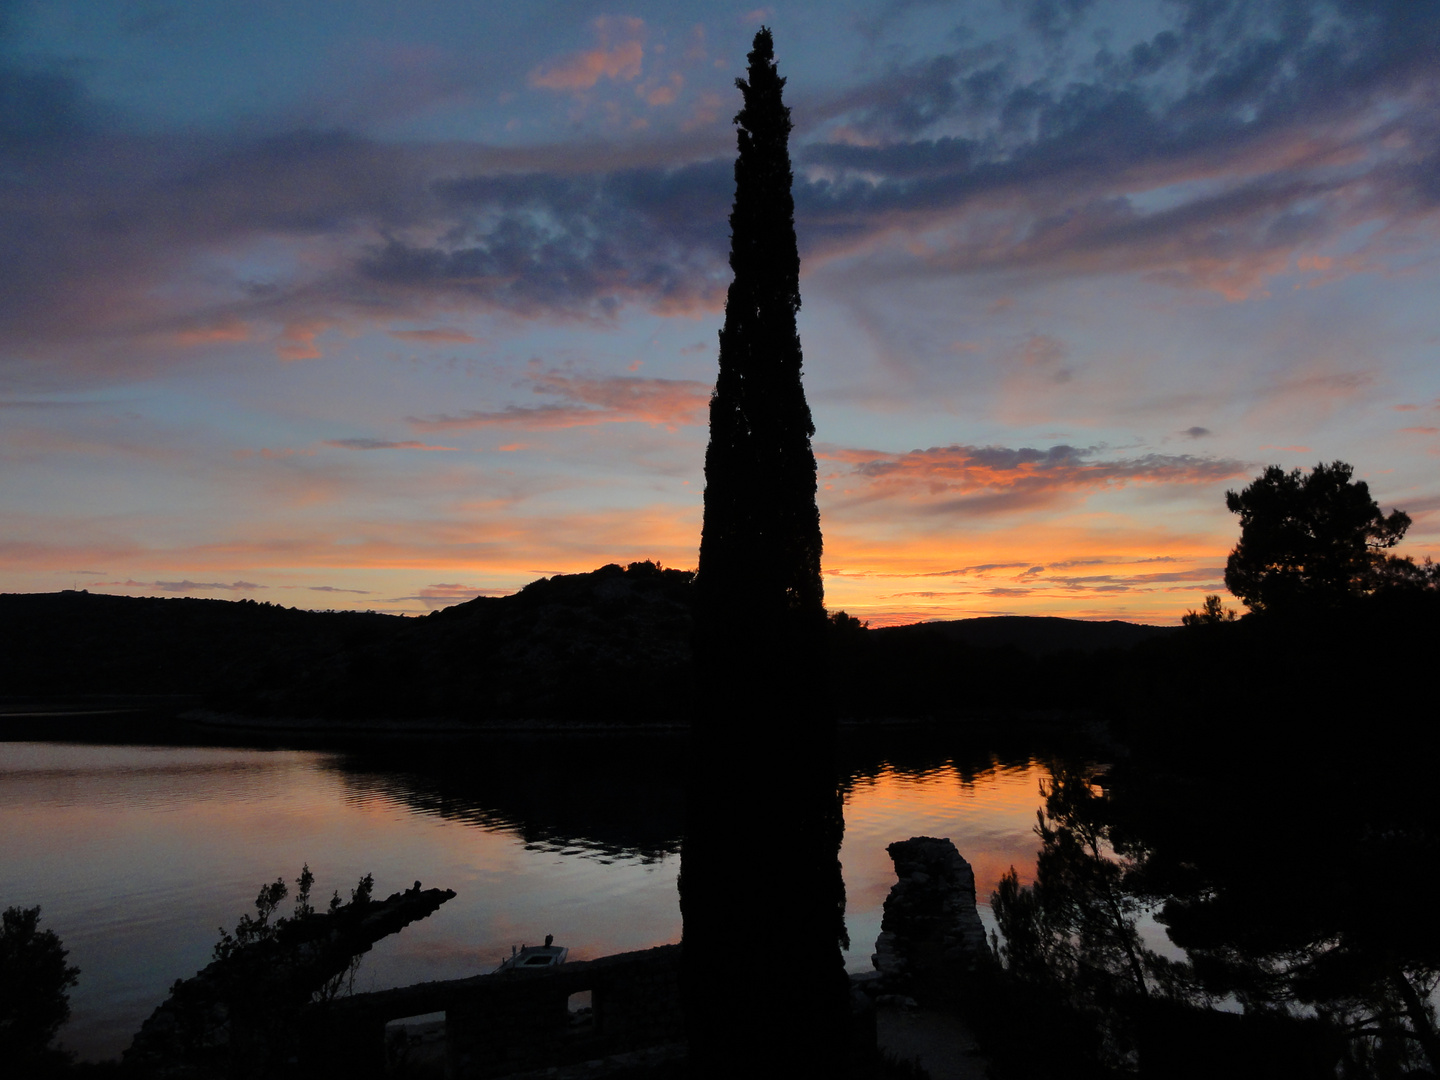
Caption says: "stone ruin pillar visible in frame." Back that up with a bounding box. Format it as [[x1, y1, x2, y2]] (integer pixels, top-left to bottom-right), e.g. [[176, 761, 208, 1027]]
[[871, 836, 993, 996]]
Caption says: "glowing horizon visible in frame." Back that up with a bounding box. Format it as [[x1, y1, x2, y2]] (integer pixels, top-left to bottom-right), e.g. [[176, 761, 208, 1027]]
[[3, 2, 1437, 626]]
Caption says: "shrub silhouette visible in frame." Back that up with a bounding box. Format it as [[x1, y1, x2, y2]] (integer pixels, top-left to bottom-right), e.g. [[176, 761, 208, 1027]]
[[0, 905, 80, 1067]]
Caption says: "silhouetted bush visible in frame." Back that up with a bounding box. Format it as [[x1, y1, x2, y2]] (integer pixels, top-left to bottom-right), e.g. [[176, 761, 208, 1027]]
[[0, 905, 79, 1072]]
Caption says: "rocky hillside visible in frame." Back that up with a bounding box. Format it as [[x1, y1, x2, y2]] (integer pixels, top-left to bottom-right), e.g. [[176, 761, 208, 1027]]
[[1, 562, 696, 724], [242, 560, 697, 722]]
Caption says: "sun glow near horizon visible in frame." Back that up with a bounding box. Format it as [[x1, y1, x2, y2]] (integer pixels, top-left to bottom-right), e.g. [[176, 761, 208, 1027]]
[[2, 2, 1438, 625]]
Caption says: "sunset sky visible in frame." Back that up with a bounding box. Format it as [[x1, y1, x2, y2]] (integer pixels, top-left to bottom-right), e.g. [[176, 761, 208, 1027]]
[[3, 0, 1437, 625]]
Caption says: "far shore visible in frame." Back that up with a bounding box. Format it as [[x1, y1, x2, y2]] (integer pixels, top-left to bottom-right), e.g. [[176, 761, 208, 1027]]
[[0, 696, 1100, 740]]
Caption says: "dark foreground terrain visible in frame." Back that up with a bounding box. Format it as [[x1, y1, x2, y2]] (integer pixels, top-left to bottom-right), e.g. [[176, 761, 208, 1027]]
[[4, 569, 1440, 1077]]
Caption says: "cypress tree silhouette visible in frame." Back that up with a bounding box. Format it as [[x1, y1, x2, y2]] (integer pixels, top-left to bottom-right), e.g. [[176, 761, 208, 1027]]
[[681, 29, 857, 1079], [695, 26, 825, 712]]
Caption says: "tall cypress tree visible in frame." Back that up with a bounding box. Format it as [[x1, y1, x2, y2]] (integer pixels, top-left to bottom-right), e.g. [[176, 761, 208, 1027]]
[[696, 26, 824, 697], [681, 29, 854, 1078]]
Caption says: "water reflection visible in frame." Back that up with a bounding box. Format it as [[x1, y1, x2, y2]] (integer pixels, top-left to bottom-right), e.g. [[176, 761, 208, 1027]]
[[324, 734, 687, 863], [0, 743, 316, 810], [985, 752, 1440, 1079], [840, 754, 1052, 972], [0, 733, 1054, 1062]]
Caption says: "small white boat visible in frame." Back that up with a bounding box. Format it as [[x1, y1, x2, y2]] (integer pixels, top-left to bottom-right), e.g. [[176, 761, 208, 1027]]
[[497, 935, 567, 972]]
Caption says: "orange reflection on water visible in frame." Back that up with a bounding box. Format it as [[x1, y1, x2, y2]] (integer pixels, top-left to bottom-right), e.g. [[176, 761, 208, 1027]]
[[838, 757, 1049, 970], [2, 741, 1057, 1057]]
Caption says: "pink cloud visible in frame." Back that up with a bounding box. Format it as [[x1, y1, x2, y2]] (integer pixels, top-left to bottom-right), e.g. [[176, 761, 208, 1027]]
[[277, 321, 328, 361], [682, 91, 724, 131], [94, 579, 264, 593], [234, 447, 318, 460], [410, 371, 710, 432], [172, 317, 252, 347], [530, 18, 645, 91], [322, 439, 458, 451], [388, 582, 499, 609], [817, 442, 1248, 515], [638, 73, 684, 107], [387, 328, 477, 344]]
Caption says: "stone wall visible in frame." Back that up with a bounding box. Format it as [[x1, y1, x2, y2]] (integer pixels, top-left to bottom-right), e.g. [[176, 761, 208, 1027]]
[[305, 944, 683, 1078]]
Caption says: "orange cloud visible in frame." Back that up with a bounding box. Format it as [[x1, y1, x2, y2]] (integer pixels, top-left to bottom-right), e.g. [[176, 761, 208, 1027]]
[[530, 17, 645, 91]]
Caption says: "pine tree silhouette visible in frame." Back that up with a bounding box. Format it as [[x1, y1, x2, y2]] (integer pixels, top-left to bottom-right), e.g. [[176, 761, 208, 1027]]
[[695, 26, 825, 709]]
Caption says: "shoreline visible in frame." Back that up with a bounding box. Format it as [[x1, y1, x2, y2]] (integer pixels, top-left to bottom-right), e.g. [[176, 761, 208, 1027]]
[[0, 697, 1099, 743]]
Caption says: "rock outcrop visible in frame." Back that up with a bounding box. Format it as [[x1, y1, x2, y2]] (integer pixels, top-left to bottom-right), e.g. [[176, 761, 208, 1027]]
[[872, 837, 992, 995]]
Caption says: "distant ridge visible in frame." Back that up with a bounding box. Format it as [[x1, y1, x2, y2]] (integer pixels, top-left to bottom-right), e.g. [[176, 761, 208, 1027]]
[[0, 563, 694, 723], [2, 570, 1177, 725], [876, 615, 1178, 656]]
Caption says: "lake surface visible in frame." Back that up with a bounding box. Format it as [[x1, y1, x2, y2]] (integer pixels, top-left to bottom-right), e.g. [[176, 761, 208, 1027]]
[[0, 730, 1056, 1061]]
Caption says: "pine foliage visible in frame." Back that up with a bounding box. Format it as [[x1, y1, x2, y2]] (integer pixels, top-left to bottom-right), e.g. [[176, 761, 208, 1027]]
[[1223, 461, 1410, 612]]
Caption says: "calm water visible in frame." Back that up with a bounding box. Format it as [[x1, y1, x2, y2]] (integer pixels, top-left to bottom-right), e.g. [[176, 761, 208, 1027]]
[[0, 732, 1053, 1061]]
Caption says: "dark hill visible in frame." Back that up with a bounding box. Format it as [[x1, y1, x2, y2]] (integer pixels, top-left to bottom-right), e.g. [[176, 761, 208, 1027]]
[[875, 615, 1177, 656], [252, 561, 696, 722], [0, 591, 397, 702], [0, 562, 695, 724], [829, 614, 1176, 722], [3, 567, 1180, 726]]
